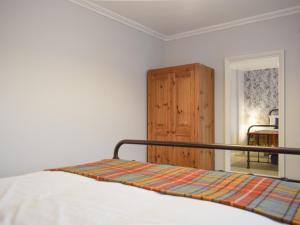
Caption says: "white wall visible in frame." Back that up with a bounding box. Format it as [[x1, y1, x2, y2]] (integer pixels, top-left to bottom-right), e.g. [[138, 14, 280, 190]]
[[1, 0, 300, 180], [0, 0, 163, 177], [164, 14, 300, 180]]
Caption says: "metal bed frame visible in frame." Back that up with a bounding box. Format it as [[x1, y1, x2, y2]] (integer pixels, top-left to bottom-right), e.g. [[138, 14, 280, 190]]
[[113, 139, 300, 183], [246, 124, 278, 168]]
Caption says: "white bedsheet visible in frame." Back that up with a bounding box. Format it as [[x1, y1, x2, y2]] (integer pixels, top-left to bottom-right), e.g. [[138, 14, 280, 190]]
[[0, 171, 284, 225]]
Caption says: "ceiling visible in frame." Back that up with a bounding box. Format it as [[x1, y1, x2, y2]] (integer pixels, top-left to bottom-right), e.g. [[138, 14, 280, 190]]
[[72, 0, 300, 40]]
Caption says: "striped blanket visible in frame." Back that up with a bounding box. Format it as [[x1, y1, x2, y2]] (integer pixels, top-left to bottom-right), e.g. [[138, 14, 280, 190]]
[[50, 159, 300, 225]]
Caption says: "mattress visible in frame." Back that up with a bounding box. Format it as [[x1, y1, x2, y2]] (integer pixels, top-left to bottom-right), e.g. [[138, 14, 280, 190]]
[[0, 171, 285, 225]]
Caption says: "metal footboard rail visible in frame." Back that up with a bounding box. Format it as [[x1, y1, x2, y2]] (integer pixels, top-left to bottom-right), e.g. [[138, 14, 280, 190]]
[[113, 139, 300, 183], [113, 139, 300, 160]]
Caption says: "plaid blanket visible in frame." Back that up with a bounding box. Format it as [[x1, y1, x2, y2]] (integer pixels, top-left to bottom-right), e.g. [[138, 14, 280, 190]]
[[50, 159, 300, 225]]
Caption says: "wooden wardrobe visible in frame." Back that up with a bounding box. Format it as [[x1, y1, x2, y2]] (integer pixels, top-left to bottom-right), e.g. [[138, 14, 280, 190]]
[[147, 63, 214, 170]]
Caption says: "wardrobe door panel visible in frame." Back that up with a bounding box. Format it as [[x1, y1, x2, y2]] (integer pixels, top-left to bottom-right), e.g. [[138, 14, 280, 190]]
[[170, 69, 197, 167], [172, 135, 199, 168], [147, 72, 173, 164], [148, 73, 170, 134], [171, 70, 196, 141]]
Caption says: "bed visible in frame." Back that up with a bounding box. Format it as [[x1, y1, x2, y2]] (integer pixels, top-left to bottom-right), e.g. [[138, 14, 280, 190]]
[[0, 139, 300, 225]]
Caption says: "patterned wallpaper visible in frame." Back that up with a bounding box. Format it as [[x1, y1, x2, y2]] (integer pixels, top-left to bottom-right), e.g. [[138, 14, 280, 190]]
[[244, 68, 278, 125]]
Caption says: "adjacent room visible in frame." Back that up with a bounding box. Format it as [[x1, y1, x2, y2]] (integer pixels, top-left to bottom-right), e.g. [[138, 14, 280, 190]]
[[227, 55, 282, 177], [1, 0, 300, 225]]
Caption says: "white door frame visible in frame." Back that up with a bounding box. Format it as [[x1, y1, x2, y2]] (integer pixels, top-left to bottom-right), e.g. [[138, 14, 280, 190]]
[[224, 50, 285, 178]]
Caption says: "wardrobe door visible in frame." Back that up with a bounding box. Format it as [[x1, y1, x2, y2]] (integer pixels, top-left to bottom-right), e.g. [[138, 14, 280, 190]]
[[171, 69, 197, 167], [147, 72, 173, 164]]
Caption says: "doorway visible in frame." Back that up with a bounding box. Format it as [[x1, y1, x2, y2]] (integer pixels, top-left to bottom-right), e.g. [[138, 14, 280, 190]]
[[224, 51, 285, 177]]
